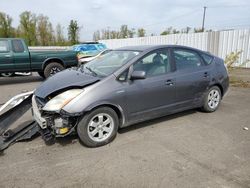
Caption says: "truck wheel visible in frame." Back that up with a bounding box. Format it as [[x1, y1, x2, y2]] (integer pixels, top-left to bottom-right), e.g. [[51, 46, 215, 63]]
[[1, 73, 14, 77], [37, 71, 45, 78], [77, 107, 119, 147], [44, 62, 65, 78]]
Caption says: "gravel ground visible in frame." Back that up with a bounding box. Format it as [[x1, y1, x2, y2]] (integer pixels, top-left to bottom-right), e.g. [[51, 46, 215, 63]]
[[0, 73, 249, 188]]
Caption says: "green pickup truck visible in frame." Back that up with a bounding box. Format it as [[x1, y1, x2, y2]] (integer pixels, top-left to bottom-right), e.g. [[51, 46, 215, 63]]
[[0, 38, 78, 78]]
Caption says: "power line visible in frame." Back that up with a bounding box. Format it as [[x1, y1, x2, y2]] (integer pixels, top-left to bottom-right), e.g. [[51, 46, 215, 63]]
[[208, 5, 250, 8]]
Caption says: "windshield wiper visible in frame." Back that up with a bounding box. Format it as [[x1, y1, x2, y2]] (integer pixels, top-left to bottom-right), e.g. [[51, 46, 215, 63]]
[[85, 66, 98, 76]]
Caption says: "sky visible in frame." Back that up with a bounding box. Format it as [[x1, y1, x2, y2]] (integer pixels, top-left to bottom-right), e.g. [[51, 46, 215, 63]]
[[0, 0, 250, 41]]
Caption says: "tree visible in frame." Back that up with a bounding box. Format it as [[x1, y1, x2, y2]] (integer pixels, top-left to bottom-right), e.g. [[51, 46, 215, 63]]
[[37, 14, 55, 46], [194, 28, 203, 33], [0, 12, 15, 37], [160, 27, 173, 35], [55, 24, 66, 45], [18, 11, 37, 46], [110, 30, 119, 39], [68, 20, 80, 45], [93, 30, 101, 41], [128, 28, 136, 38], [137, 28, 146, 37], [119, 25, 129, 38]]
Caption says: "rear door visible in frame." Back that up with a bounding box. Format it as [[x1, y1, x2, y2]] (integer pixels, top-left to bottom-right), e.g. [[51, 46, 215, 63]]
[[11, 39, 30, 70], [0, 39, 14, 71], [172, 48, 210, 108]]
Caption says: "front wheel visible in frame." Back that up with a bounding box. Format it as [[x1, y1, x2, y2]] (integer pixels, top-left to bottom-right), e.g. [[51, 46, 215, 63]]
[[202, 86, 221, 112], [77, 107, 119, 147], [1, 72, 14, 77]]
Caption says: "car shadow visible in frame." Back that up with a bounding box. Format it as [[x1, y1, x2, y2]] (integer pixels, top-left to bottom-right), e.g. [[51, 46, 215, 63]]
[[56, 134, 79, 146], [0, 75, 43, 85], [55, 109, 198, 147], [118, 109, 197, 134]]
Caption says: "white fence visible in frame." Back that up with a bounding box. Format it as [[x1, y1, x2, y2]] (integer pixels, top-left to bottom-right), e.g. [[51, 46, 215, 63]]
[[100, 29, 250, 67]]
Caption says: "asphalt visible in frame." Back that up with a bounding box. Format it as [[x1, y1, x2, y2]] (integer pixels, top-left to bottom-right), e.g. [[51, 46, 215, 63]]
[[0, 74, 249, 188]]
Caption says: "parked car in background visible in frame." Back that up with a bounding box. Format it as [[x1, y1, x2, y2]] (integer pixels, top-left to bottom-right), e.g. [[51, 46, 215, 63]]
[[72, 42, 108, 61], [31, 45, 229, 147], [78, 49, 112, 64], [0, 38, 78, 78]]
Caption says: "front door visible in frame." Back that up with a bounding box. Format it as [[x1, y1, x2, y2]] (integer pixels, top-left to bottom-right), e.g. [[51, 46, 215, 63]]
[[11, 39, 30, 70], [0, 40, 14, 71], [125, 48, 176, 123]]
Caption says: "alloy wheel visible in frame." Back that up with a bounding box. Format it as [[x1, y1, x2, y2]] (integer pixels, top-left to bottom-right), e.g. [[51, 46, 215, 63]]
[[207, 89, 220, 109], [87, 113, 114, 142]]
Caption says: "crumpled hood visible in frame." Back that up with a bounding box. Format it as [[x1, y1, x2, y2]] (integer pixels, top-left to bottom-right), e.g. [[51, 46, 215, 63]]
[[35, 69, 100, 99]]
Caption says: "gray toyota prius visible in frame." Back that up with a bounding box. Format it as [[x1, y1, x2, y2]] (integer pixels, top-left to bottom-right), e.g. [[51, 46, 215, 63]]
[[32, 45, 229, 147]]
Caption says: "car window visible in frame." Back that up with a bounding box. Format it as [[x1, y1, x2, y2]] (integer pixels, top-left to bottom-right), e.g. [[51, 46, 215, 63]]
[[83, 50, 140, 77], [173, 49, 203, 70], [118, 69, 129, 82], [133, 49, 170, 77], [201, 53, 214, 65], [0, 40, 9, 52], [12, 40, 25, 53]]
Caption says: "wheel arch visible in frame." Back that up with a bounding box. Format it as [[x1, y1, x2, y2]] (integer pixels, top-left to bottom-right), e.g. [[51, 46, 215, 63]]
[[85, 103, 126, 128], [211, 83, 224, 97], [42, 58, 65, 70]]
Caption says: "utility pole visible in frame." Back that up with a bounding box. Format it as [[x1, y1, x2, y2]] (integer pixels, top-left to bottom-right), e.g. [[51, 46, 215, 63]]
[[202, 6, 207, 32]]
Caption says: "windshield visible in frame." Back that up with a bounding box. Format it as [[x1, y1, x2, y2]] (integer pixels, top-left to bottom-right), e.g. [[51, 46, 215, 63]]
[[81, 50, 140, 77]]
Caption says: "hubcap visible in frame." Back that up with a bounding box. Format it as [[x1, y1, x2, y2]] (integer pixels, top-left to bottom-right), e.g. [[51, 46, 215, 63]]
[[207, 89, 220, 109], [87, 113, 114, 142], [50, 67, 61, 75]]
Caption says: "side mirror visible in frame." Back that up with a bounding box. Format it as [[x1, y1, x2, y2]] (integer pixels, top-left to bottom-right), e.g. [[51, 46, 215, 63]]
[[130, 71, 146, 80]]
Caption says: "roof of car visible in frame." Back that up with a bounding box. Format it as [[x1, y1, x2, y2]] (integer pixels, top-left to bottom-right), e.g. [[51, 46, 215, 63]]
[[116, 45, 207, 53]]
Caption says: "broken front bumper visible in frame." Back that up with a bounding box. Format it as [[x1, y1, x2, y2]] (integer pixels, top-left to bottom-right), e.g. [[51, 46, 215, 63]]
[[32, 95, 77, 137], [32, 95, 47, 129]]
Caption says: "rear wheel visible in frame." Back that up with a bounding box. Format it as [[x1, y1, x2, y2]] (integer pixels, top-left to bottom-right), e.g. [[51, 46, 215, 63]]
[[202, 86, 221, 112], [77, 107, 119, 147], [43, 62, 65, 78]]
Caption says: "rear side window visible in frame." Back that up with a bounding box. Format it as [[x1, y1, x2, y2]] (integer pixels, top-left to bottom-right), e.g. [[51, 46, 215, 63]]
[[201, 53, 214, 65], [173, 49, 203, 70], [0, 40, 9, 52], [12, 40, 25, 53]]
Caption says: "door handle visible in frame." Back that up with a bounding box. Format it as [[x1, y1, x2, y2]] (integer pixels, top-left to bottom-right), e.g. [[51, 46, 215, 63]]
[[165, 79, 174, 86], [4, 54, 11, 58]]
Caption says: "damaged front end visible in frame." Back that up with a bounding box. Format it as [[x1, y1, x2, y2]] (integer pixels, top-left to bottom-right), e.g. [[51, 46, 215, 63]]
[[32, 93, 80, 144], [0, 69, 100, 152], [0, 91, 82, 152]]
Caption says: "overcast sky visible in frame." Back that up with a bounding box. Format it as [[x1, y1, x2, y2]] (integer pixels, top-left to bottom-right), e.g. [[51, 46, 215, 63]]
[[0, 0, 250, 40]]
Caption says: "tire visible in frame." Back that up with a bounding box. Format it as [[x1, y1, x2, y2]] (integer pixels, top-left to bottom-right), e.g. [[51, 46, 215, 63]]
[[202, 86, 221, 112], [43, 62, 65, 78], [37, 71, 45, 78], [1, 72, 14, 77], [77, 107, 119, 147]]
